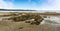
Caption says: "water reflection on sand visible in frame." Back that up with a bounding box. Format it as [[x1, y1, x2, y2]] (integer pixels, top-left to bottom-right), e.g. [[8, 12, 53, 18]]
[[41, 16, 60, 25]]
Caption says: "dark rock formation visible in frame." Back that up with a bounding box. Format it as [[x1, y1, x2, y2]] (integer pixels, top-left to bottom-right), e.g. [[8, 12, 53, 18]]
[[9, 13, 44, 25]]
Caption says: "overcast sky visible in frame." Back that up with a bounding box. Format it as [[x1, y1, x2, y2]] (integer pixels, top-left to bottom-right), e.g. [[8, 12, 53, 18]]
[[0, 0, 60, 12]]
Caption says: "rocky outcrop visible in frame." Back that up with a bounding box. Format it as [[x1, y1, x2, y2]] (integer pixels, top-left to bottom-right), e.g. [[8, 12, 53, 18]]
[[9, 13, 44, 25]]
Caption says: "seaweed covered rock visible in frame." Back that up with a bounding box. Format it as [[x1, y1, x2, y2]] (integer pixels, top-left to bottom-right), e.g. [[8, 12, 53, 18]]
[[9, 13, 44, 25]]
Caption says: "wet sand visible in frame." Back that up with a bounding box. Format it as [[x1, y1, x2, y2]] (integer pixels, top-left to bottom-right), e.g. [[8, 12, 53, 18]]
[[0, 21, 60, 31]]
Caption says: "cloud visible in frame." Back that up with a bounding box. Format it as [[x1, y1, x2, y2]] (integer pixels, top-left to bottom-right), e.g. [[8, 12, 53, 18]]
[[28, 0, 60, 10], [23, 0, 60, 10], [39, 0, 60, 10], [0, 0, 14, 9], [0, 0, 60, 10]]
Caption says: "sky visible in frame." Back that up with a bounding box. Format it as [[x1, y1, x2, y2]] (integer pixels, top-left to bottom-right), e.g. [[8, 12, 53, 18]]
[[0, 0, 60, 12]]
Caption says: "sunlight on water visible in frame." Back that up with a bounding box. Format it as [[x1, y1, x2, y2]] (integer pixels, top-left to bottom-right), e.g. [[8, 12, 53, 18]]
[[41, 16, 60, 25]]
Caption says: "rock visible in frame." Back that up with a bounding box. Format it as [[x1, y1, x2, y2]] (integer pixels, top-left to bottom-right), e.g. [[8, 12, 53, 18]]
[[19, 27, 24, 29], [9, 13, 44, 25], [25, 20, 31, 23]]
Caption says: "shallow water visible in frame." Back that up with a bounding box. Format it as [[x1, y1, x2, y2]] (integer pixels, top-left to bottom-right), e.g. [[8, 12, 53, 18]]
[[41, 16, 60, 25]]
